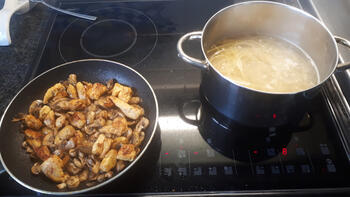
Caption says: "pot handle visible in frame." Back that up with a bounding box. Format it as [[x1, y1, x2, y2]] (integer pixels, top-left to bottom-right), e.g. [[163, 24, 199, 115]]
[[177, 31, 209, 71], [334, 36, 350, 71]]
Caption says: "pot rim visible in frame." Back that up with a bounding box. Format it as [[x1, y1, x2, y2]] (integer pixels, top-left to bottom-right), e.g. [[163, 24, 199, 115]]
[[200, 0, 339, 95]]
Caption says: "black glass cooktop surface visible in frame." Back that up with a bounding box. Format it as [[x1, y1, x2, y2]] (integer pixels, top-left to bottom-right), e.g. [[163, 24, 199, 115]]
[[2, 0, 350, 195]]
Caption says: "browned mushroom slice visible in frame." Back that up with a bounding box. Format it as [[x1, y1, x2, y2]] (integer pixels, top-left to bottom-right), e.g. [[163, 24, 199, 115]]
[[24, 114, 42, 130], [109, 96, 142, 120], [66, 176, 80, 189], [40, 155, 66, 183], [31, 162, 41, 175], [43, 83, 66, 104], [54, 125, 75, 146], [87, 83, 108, 100], [28, 100, 43, 117], [131, 131, 145, 147], [69, 112, 86, 129], [100, 149, 118, 172], [66, 162, 82, 175], [135, 117, 149, 132], [116, 160, 126, 173], [116, 144, 137, 162], [67, 84, 78, 99], [111, 137, 129, 149]]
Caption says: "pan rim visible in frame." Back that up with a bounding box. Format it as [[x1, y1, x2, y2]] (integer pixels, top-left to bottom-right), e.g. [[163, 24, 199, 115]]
[[0, 58, 159, 195]]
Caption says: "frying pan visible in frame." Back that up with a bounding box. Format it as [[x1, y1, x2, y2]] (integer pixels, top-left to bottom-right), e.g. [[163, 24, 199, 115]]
[[0, 59, 159, 195]]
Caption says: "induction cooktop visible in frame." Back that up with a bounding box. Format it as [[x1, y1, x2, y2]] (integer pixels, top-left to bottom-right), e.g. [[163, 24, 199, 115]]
[[1, 0, 350, 196]]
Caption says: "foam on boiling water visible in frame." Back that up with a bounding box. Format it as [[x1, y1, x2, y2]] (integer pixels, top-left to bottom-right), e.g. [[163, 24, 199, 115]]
[[207, 36, 320, 93]]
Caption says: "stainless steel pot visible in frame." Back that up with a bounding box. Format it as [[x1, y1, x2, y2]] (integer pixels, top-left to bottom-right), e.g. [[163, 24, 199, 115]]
[[177, 1, 350, 127]]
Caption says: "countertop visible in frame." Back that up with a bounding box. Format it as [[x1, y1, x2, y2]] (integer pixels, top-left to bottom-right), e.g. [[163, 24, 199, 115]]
[[0, 1, 51, 116]]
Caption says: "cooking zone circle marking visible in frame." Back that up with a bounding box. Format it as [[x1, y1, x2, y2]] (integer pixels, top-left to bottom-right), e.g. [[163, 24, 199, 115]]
[[58, 7, 158, 66], [80, 19, 137, 58]]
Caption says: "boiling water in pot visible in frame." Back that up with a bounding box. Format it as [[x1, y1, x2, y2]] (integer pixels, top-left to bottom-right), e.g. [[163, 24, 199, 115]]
[[207, 36, 320, 93]]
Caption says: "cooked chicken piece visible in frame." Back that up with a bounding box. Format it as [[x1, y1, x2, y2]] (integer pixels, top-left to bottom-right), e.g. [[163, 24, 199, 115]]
[[55, 125, 75, 145], [95, 96, 114, 109], [99, 138, 112, 159], [50, 98, 86, 111], [88, 117, 106, 128], [111, 83, 133, 103], [43, 83, 66, 104], [67, 84, 78, 99], [109, 96, 142, 120], [57, 182, 67, 189], [116, 160, 126, 172], [42, 133, 54, 149], [43, 110, 55, 129], [68, 74, 77, 85], [87, 103, 98, 112], [111, 137, 129, 149], [40, 155, 66, 183], [92, 134, 106, 156], [39, 105, 51, 120], [132, 104, 145, 116], [96, 110, 108, 120], [41, 127, 53, 135], [79, 169, 88, 182], [64, 138, 76, 150], [55, 114, 66, 129], [62, 154, 70, 166], [86, 111, 95, 125], [24, 114, 42, 130], [91, 161, 100, 174], [66, 175, 80, 189], [69, 112, 86, 129], [51, 90, 68, 103], [73, 130, 84, 146], [87, 83, 108, 100], [24, 129, 42, 139], [91, 134, 112, 159], [129, 97, 141, 104], [76, 82, 87, 100], [31, 162, 41, 175], [99, 117, 127, 136], [116, 144, 137, 161], [26, 138, 42, 149], [28, 100, 43, 117], [99, 149, 118, 172], [131, 131, 145, 147], [35, 145, 51, 161], [135, 117, 149, 132], [66, 162, 82, 175]]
